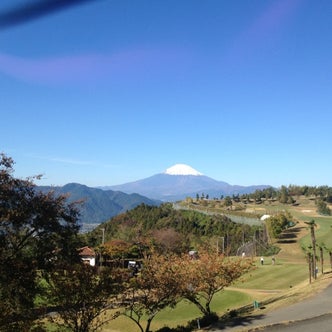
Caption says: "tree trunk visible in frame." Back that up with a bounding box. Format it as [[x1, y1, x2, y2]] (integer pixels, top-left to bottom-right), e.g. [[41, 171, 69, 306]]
[[187, 296, 209, 316], [305, 220, 317, 279], [125, 313, 144, 332], [145, 313, 157, 332], [308, 253, 312, 284], [320, 247, 324, 275], [205, 301, 211, 316], [145, 319, 152, 332], [310, 226, 317, 279]]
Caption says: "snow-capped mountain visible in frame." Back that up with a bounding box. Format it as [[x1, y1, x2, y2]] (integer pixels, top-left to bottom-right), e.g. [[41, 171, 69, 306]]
[[103, 164, 270, 201], [164, 164, 203, 176]]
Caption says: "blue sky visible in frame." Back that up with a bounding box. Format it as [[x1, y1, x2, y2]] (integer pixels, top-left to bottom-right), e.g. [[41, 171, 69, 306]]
[[1, 0, 331, 188]]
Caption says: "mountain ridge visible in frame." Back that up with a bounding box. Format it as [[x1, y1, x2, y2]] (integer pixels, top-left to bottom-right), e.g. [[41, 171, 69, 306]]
[[102, 164, 271, 201], [36, 165, 271, 227], [37, 183, 161, 228]]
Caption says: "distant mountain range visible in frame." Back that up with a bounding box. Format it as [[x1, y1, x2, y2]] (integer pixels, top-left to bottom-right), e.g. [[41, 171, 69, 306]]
[[102, 164, 271, 201], [37, 183, 160, 229], [37, 164, 271, 229]]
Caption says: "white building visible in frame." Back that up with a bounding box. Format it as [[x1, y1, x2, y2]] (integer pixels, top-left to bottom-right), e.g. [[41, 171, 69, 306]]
[[78, 246, 96, 266]]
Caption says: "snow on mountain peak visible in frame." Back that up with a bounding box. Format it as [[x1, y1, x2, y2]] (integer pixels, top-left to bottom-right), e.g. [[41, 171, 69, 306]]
[[164, 164, 203, 176]]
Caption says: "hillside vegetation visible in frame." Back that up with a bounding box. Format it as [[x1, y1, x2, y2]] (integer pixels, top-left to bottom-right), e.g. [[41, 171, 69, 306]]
[[89, 187, 332, 332], [85, 202, 275, 257]]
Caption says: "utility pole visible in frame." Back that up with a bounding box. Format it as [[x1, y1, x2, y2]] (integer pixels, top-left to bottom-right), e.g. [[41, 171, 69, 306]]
[[217, 236, 225, 255], [253, 233, 256, 257], [221, 236, 225, 254], [101, 228, 105, 245], [100, 228, 105, 269]]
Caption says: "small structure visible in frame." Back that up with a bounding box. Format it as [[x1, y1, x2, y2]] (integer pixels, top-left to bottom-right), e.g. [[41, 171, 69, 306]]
[[78, 246, 96, 266], [189, 250, 198, 259], [260, 214, 271, 221], [128, 260, 137, 268]]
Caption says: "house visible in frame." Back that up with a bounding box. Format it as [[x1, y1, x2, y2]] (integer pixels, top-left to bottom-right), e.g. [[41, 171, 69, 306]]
[[78, 246, 96, 266]]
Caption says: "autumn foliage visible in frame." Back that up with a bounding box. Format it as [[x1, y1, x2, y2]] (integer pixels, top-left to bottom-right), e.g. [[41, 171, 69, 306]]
[[121, 249, 253, 332], [176, 250, 253, 316]]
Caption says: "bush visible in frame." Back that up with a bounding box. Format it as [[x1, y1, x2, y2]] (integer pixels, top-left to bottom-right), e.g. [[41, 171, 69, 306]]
[[156, 325, 191, 332], [316, 200, 331, 216], [258, 245, 280, 256]]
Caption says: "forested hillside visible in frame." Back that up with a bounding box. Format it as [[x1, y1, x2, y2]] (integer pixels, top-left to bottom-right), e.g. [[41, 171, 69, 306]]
[[37, 183, 160, 227], [86, 203, 270, 256]]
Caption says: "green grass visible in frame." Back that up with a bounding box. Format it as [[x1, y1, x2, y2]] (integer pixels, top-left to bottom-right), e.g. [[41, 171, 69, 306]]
[[105, 290, 252, 332], [210, 289, 253, 313], [299, 216, 332, 249], [235, 261, 308, 290]]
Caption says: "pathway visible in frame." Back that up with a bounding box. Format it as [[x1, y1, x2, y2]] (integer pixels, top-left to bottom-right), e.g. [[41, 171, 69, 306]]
[[210, 277, 332, 331]]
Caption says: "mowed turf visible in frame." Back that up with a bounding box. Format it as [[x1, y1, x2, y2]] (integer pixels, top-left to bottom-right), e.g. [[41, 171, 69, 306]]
[[299, 215, 332, 249], [235, 260, 308, 290], [105, 290, 252, 332]]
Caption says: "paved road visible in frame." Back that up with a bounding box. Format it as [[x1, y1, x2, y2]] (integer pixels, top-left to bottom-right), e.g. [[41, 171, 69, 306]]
[[258, 313, 332, 332], [209, 281, 332, 331]]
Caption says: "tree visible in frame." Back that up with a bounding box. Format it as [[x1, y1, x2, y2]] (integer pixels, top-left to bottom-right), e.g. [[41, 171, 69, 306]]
[[224, 196, 232, 208], [316, 200, 331, 216], [327, 248, 332, 270], [47, 264, 124, 332], [265, 213, 291, 239], [151, 228, 187, 254], [305, 220, 317, 279], [122, 253, 182, 332], [102, 239, 132, 261], [302, 246, 313, 284], [317, 243, 325, 275], [177, 249, 253, 317], [0, 154, 81, 330], [278, 186, 290, 204]]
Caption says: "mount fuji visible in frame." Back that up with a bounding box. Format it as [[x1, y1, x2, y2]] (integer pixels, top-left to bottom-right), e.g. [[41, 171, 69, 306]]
[[103, 164, 270, 201]]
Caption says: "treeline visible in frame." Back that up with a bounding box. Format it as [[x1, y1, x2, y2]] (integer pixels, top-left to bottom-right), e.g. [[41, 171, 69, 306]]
[[200, 185, 332, 203], [247, 185, 332, 202], [196, 185, 332, 215], [248, 185, 331, 215], [85, 203, 267, 256]]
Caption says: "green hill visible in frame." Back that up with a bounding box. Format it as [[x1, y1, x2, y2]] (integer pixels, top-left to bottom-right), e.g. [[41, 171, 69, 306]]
[[37, 183, 160, 230]]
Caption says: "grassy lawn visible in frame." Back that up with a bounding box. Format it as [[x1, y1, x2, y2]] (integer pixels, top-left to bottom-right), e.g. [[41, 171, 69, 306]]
[[235, 260, 308, 290], [104, 258, 310, 332], [299, 216, 332, 248], [104, 289, 252, 332]]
